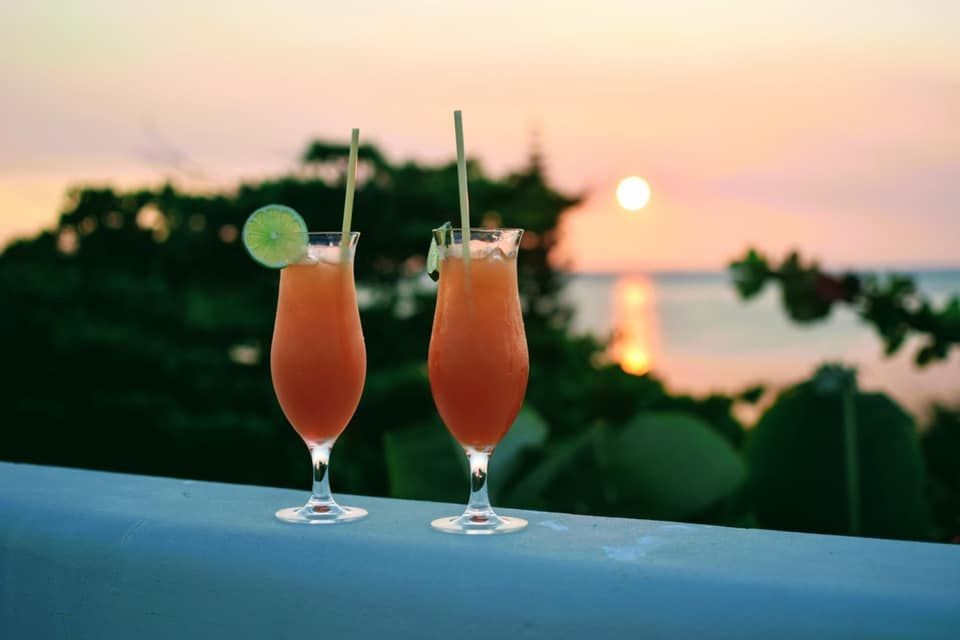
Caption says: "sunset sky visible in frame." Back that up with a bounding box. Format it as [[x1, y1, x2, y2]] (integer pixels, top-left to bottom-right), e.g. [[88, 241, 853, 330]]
[[2, 1, 958, 270]]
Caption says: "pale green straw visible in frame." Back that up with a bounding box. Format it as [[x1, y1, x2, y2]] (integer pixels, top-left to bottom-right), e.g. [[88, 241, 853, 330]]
[[453, 111, 471, 267], [340, 128, 360, 262]]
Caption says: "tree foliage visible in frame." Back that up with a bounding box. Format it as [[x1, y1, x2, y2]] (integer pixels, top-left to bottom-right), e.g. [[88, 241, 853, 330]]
[[730, 249, 960, 366], [0, 140, 746, 526]]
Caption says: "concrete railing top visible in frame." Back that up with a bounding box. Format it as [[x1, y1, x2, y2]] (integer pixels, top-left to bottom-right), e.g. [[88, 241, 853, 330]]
[[1, 462, 958, 639]]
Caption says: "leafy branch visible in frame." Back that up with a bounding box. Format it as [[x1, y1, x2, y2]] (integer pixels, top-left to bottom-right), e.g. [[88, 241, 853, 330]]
[[729, 249, 960, 366]]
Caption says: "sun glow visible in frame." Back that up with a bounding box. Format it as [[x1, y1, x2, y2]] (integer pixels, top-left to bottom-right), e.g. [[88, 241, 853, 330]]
[[611, 277, 656, 376], [621, 346, 651, 376], [616, 176, 651, 211]]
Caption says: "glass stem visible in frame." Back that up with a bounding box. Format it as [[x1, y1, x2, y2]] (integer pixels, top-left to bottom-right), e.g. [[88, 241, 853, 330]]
[[464, 447, 495, 520], [308, 440, 336, 508]]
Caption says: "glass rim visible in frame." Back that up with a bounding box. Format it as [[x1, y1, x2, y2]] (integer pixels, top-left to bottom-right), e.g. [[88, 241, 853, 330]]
[[305, 231, 360, 238], [269, 231, 360, 238], [431, 227, 522, 233]]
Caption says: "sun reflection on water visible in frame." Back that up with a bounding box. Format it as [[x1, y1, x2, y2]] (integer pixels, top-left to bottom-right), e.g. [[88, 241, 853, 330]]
[[620, 345, 651, 375], [610, 276, 657, 376]]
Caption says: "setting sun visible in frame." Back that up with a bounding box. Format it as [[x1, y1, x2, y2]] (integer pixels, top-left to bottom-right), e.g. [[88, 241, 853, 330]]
[[616, 176, 651, 211]]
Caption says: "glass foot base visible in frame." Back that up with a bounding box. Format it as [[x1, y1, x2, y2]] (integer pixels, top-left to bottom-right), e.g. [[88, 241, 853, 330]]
[[275, 503, 368, 525], [431, 513, 528, 535]]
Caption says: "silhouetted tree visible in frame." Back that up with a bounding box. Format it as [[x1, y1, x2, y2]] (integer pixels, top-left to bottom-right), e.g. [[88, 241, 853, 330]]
[[730, 249, 960, 366]]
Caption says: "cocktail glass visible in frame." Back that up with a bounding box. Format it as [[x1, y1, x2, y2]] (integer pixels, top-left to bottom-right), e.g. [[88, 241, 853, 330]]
[[271, 232, 367, 524], [428, 227, 529, 534]]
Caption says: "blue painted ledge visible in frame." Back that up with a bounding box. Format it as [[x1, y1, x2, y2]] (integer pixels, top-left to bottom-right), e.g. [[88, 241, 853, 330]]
[[1, 463, 958, 639]]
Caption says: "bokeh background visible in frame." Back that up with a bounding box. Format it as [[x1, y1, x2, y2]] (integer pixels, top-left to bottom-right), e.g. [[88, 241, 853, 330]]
[[2, 1, 958, 542]]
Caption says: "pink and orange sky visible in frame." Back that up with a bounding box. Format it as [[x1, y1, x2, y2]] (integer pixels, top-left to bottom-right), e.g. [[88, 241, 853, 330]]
[[2, 1, 958, 270]]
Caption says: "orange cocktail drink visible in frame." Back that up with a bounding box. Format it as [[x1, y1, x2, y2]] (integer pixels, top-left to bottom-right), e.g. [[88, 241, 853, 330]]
[[428, 248, 528, 448], [270, 231, 368, 525], [272, 261, 366, 443], [428, 227, 530, 535]]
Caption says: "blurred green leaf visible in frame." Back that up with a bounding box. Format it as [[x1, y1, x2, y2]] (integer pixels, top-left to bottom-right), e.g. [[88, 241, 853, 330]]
[[922, 405, 960, 541], [383, 423, 465, 503], [489, 406, 549, 497], [603, 412, 746, 520], [505, 426, 600, 507], [747, 377, 933, 540], [811, 363, 856, 393]]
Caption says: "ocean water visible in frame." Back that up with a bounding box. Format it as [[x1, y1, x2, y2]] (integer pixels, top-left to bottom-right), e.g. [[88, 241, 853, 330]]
[[561, 270, 960, 418]]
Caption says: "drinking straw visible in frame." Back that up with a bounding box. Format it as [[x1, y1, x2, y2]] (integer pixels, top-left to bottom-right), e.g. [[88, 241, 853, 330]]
[[340, 128, 360, 261], [453, 111, 471, 267]]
